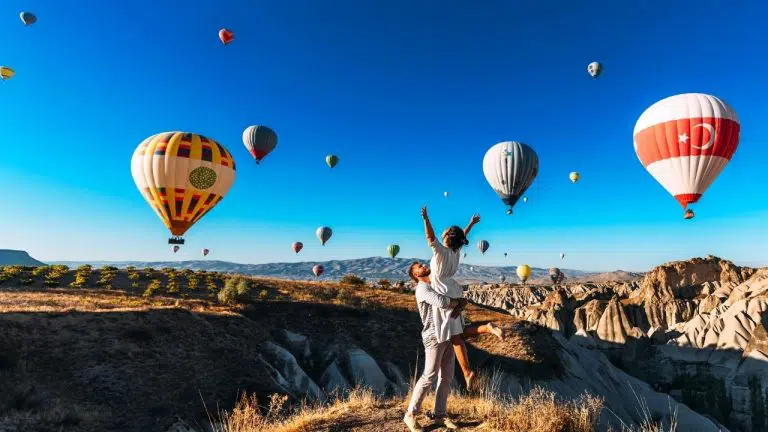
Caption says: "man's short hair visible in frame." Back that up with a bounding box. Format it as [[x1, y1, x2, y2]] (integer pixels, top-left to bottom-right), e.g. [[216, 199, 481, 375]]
[[408, 262, 421, 282]]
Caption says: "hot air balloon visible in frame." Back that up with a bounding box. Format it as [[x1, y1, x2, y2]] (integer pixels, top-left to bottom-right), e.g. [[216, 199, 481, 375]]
[[483, 141, 539, 214], [326, 155, 339, 168], [20, 12, 36, 26], [549, 267, 564, 284], [462, 252, 467, 258], [587, 61, 602, 78], [202, 248, 210, 257], [0, 67, 15, 81], [312, 264, 324, 277], [499, 275, 506, 283], [503, 252, 507, 258], [560, 253, 565, 259], [387, 244, 400, 259], [470, 266, 474, 271], [219, 29, 234, 45], [523, 197, 528, 203], [444, 191, 449, 198], [633, 93, 740, 218], [684, 209, 695, 220], [569, 172, 580, 183], [172, 245, 180, 253], [477, 240, 489, 255], [517, 265, 531, 284], [316, 227, 332, 245], [131, 132, 236, 245], [292, 242, 304, 254], [242, 125, 277, 164]]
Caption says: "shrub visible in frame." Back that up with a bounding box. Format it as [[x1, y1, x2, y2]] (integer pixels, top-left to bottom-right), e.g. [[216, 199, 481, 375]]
[[167, 281, 179, 293], [125, 266, 136, 271], [236, 279, 251, 296], [96, 271, 115, 288], [377, 279, 391, 289], [144, 267, 155, 273], [32, 266, 50, 278], [217, 277, 251, 305], [69, 273, 88, 288], [259, 289, 270, 300], [2, 266, 24, 278], [101, 265, 118, 271], [187, 276, 199, 290], [143, 279, 162, 297], [314, 286, 339, 301], [76, 264, 92, 273], [340, 274, 366, 286], [337, 288, 361, 307], [131, 282, 139, 289], [128, 272, 140, 281]]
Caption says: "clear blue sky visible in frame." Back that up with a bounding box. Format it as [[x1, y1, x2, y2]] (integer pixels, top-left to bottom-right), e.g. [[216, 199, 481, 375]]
[[2, 0, 767, 271]]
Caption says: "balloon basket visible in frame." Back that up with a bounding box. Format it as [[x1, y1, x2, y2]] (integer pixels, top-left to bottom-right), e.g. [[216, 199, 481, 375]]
[[168, 237, 185, 245]]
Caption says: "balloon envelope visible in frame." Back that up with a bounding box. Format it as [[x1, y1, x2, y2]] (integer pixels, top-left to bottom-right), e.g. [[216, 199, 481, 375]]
[[477, 240, 489, 255], [633, 93, 739, 213], [292, 242, 304, 253], [312, 265, 324, 277], [219, 29, 234, 45], [560, 253, 565, 259], [316, 227, 332, 245], [202, 248, 209, 256], [387, 244, 400, 258], [569, 172, 580, 183], [326, 155, 339, 168], [172, 245, 180, 253], [20, 12, 36, 25], [517, 265, 531, 283], [131, 132, 236, 239], [0, 67, 15, 80], [483, 141, 539, 212], [242, 125, 277, 163], [499, 275, 506, 283], [587, 61, 602, 78]]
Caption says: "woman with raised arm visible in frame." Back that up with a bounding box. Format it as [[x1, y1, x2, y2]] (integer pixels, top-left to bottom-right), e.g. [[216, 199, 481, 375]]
[[421, 206, 504, 390]]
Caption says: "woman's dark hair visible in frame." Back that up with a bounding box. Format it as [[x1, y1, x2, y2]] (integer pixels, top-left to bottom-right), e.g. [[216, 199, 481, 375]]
[[442, 226, 468, 251], [408, 262, 421, 282]]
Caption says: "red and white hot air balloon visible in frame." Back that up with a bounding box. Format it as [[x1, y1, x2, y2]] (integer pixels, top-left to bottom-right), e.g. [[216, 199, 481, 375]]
[[633, 93, 740, 219], [219, 29, 234, 45], [312, 265, 324, 277], [292, 242, 303, 254]]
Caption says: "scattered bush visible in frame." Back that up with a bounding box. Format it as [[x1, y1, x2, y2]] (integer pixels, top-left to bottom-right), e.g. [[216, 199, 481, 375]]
[[377, 279, 391, 289], [337, 288, 361, 307], [143, 279, 162, 297], [313, 286, 339, 301], [131, 282, 140, 289], [101, 265, 118, 272], [128, 272, 140, 281], [259, 289, 270, 300], [125, 266, 136, 271], [76, 264, 92, 273], [187, 276, 199, 290], [217, 276, 252, 305], [32, 266, 50, 278], [340, 274, 366, 286], [1, 266, 24, 278]]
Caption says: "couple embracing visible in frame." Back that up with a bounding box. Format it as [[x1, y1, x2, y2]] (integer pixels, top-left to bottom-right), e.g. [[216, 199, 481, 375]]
[[403, 207, 505, 432]]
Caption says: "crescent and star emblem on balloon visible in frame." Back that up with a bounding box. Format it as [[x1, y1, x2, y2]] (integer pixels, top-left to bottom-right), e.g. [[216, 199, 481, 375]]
[[681, 123, 717, 150]]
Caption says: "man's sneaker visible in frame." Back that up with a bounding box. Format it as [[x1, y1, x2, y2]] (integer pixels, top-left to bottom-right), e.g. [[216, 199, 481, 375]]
[[436, 416, 459, 430], [403, 412, 424, 432]]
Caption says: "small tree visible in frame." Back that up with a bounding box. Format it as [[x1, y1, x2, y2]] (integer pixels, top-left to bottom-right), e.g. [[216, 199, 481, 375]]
[[143, 279, 162, 297], [340, 274, 366, 286]]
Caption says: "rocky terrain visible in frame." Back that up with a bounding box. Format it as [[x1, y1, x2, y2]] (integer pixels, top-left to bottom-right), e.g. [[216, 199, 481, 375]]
[[51, 256, 637, 284], [466, 255, 768, 431], [0, 263, 714, 431]]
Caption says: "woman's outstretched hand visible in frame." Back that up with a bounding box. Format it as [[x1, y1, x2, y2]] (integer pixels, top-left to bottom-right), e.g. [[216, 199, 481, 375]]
[[470, 214, 481, 224], [421, 206, 429, 220]]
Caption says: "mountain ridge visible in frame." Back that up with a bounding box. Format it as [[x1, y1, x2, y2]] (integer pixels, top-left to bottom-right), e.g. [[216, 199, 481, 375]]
[[49, 256, 642, 283]]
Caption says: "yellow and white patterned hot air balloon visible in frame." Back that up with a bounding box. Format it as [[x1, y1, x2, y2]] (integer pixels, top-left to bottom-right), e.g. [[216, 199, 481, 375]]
[[0, 67, 15, 81], [131, 132, 236, 244]]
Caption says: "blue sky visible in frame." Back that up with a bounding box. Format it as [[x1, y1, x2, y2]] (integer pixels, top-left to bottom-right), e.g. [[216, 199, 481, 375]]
[[2, 0, 767, 271]]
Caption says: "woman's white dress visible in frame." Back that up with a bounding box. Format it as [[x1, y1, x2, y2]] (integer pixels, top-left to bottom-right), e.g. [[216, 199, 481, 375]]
[[429, 239, 465, 343]]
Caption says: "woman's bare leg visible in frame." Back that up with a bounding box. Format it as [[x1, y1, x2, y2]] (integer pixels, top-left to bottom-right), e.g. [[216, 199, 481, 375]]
[[451, 334, 474, 390], [463, 323, 504, 340]]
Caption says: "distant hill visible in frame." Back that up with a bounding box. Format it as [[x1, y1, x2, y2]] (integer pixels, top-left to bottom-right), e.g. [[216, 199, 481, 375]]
[[0, 250, 45, 267], [47, 256, 633, 283]]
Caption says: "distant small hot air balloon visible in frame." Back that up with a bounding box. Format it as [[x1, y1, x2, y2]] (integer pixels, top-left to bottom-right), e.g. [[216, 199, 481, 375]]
[[172, 245, 180, 253], [316, 227, 332, 245], [477, 240, 489, 255], [499, 275, 506, 283], [292, 242, 304, 254], [202, 248, 209, 257], [326, 155, 339, 168], [0, 67, 15, 81], [560, 253, 565, 259], [517, 265, 531, 284], [587, 61, 602, 78], [219, 28, 234, 45], [20, 12, 36, 26], [312, 264, 324, 277], [242, 125, 277, 164], [444, 191, 449, 198], [549, 267, 565, 284], [523, 197, 528, 203], [506, 209, 513, 215], [569, 172, 580, 183], [684, 209, 695, 220], [463, 252, 467, 258], [503, 252, 507, 258], [387, 244, 400, 259]]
